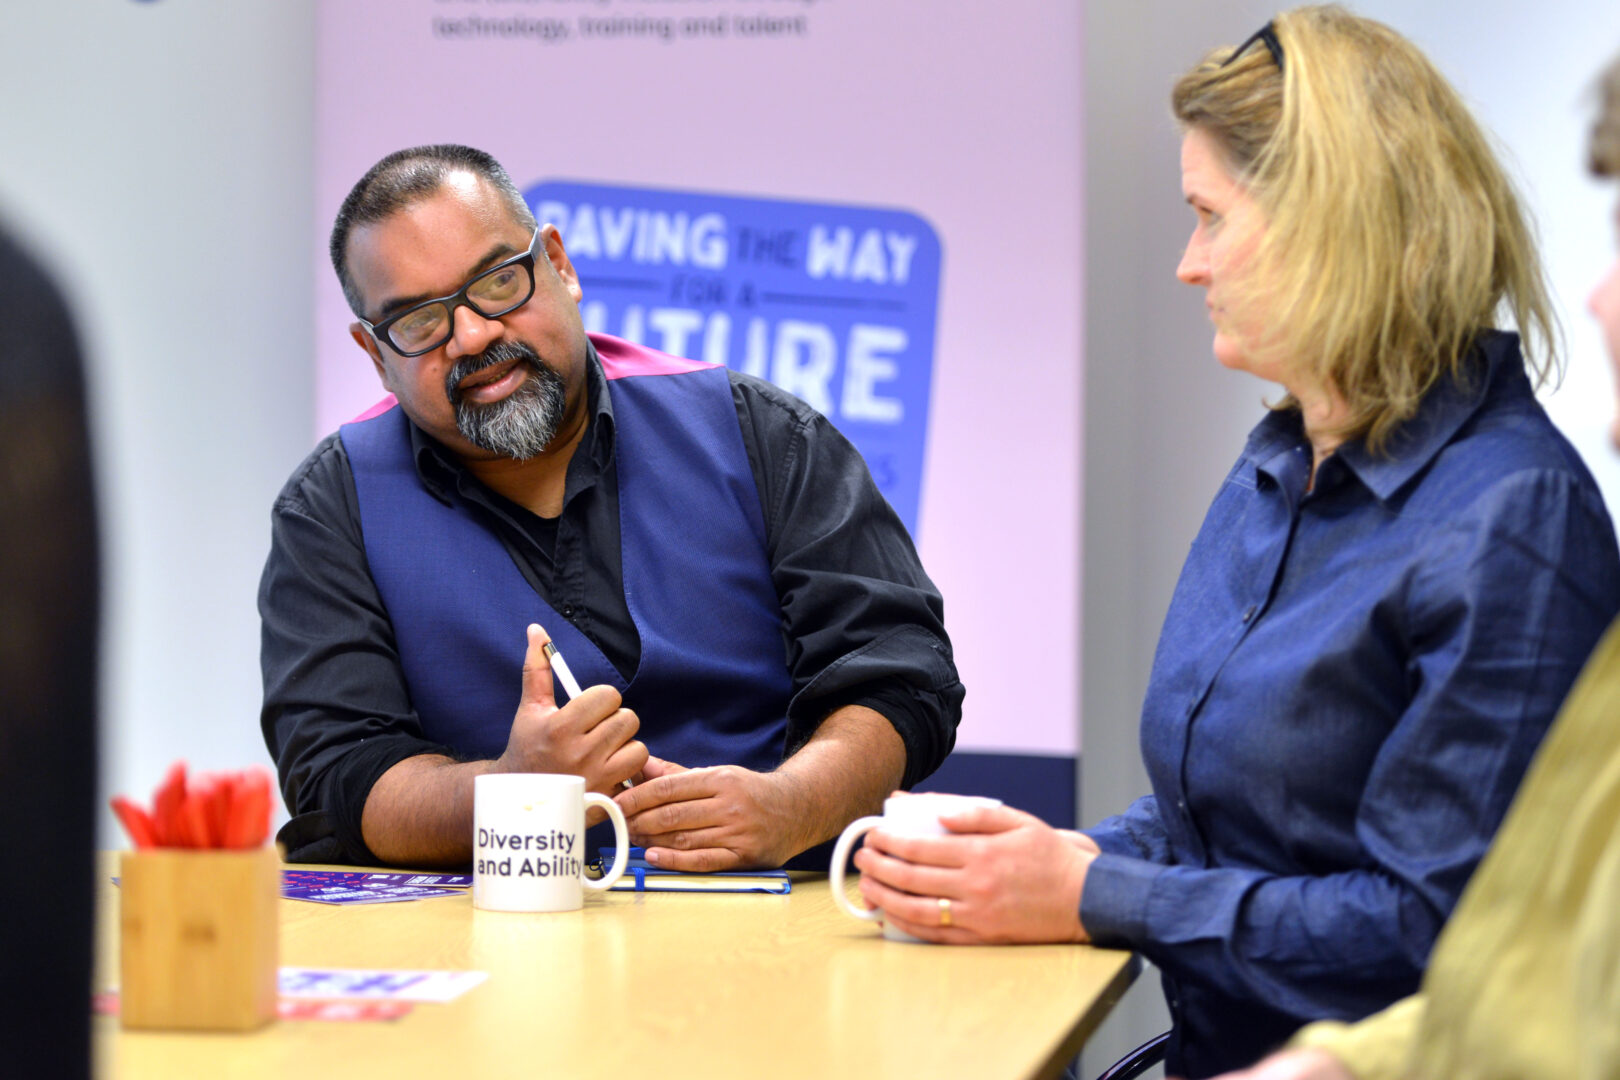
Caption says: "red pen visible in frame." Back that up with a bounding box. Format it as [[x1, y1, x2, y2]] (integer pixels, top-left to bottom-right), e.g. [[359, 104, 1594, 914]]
[[110, 796, 158, 850], [151, 762, 188, 847], [224, 769, 272, 849]]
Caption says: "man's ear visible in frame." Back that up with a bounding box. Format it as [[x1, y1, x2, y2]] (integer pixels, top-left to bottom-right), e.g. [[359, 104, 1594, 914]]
[[350, 322, 392, 388], [540, 223, 583, 304]]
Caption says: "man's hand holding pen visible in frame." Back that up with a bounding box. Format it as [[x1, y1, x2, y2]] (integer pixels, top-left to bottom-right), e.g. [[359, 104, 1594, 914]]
[[498, 623, 646, 798], [519, 627, 893, 871]]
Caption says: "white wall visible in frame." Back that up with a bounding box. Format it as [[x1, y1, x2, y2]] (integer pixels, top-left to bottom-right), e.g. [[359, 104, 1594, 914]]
[[0, 1, 315, 836]]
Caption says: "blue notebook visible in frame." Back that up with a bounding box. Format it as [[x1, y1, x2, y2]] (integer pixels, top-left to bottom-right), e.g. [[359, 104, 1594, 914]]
[[595, 847, 791, 894]]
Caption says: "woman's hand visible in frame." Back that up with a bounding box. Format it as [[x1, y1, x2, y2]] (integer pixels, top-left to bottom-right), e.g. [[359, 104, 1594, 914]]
[[852, 802, 1095, 944]]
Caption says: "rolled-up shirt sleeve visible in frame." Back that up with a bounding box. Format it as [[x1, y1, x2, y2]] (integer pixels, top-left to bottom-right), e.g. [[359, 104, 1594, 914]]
[[730, 373, 964, 788], [1081, 466, 1620, 1028], [259, 436, 452, 864]]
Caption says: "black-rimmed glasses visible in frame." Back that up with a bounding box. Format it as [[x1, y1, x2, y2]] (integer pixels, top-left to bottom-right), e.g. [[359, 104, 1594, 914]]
[[359, 227, 542, 357]]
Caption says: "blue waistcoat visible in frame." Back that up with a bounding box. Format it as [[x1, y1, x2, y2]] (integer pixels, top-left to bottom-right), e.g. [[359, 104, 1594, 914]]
[[339, 334, 792, 781]]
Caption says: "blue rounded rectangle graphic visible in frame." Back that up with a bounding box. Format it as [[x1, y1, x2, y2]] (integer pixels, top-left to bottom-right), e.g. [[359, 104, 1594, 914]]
[[526, 180, 942, 537]]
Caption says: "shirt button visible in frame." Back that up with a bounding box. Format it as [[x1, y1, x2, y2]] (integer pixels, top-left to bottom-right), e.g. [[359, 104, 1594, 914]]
[[561, 605, 575, 618], [1241, 605, 1256, 623], [1177, 799, 1187, 813]]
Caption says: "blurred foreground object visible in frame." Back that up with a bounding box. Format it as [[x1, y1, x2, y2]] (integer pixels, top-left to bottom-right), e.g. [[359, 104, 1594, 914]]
[[0, 225, 99, 1079]]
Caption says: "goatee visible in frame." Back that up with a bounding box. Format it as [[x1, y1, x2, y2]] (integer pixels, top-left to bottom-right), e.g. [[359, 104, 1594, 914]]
[[445, 340, 567, 460]]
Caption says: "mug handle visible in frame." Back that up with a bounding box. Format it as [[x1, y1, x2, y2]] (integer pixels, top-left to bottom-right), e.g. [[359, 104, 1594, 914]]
[[828, 815, 887, 923], [583, 793, 629, 892]]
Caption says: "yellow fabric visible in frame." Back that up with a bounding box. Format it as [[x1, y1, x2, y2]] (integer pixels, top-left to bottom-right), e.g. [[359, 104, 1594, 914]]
[[1291, 996, 1425, 1080], [1292, 619, 1620, 1080]]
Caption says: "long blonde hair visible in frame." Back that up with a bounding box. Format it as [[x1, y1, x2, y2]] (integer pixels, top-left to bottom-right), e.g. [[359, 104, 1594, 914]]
[[1172, 5, 1559, 452]]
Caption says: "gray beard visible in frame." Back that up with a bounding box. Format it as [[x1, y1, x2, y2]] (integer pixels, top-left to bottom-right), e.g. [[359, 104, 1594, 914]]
[[446, 341, 567, 460]]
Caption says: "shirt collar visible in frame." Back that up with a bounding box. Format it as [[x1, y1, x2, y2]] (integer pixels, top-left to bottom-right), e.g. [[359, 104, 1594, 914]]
[[1242, 329, 1523, 502], [407, 337, 617, 504]]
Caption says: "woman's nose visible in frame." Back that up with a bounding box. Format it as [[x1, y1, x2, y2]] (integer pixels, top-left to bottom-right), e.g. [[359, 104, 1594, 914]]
[[1177, 235, 1209, 286]]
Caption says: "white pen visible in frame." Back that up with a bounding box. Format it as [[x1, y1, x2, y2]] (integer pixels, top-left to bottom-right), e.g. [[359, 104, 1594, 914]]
[[540, 639, 584, 700], [541, 639, 634, 790]]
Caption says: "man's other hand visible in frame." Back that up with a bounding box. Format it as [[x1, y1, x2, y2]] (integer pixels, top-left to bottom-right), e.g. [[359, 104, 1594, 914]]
[[497, 623, 647, 795], [614, 755, 805, 871]]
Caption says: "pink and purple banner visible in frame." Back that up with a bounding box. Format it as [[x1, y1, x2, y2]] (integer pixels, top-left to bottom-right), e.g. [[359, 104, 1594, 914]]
[[316, 0, 1083, 820]]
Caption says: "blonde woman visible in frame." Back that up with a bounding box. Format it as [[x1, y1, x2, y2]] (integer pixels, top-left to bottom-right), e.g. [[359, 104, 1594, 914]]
[[854, 8, 1620, 1076], [1209, 43, 1620, 1080]]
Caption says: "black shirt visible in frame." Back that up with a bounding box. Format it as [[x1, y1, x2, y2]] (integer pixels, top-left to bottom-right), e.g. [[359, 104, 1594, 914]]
[[260, 345, 964, 863]]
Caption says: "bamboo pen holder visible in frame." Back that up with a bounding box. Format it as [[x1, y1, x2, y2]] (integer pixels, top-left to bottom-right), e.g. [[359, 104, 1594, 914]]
[[119, 847, 279, 1031]]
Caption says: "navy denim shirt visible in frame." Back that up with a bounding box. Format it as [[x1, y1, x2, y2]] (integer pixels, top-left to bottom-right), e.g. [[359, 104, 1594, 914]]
[[1082, 332, 1620, 1078]]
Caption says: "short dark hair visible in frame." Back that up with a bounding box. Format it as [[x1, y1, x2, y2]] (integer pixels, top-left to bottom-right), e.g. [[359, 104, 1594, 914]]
[[1595, 52, 1620, 178], [329, 144, 537, 316]]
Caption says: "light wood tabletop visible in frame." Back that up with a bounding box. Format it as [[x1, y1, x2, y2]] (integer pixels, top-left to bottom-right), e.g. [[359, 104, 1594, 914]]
[[94, 857, 1137, 1080]]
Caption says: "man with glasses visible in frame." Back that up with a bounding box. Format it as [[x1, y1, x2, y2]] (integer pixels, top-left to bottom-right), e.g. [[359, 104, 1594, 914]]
[[260, 145, 962, 871]]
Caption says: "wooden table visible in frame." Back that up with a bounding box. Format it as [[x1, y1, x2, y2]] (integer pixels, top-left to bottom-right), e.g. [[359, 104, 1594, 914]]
[[94, 859, 1137, 1079]]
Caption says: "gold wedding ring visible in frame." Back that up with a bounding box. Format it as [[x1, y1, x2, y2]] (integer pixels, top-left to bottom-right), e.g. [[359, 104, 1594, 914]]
[[937, 896, 953, 927]]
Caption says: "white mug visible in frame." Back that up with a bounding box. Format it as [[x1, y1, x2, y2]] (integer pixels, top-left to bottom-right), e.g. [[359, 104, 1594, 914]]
[[473, 773, 629, 912], [829, 793, 1003, 942]]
